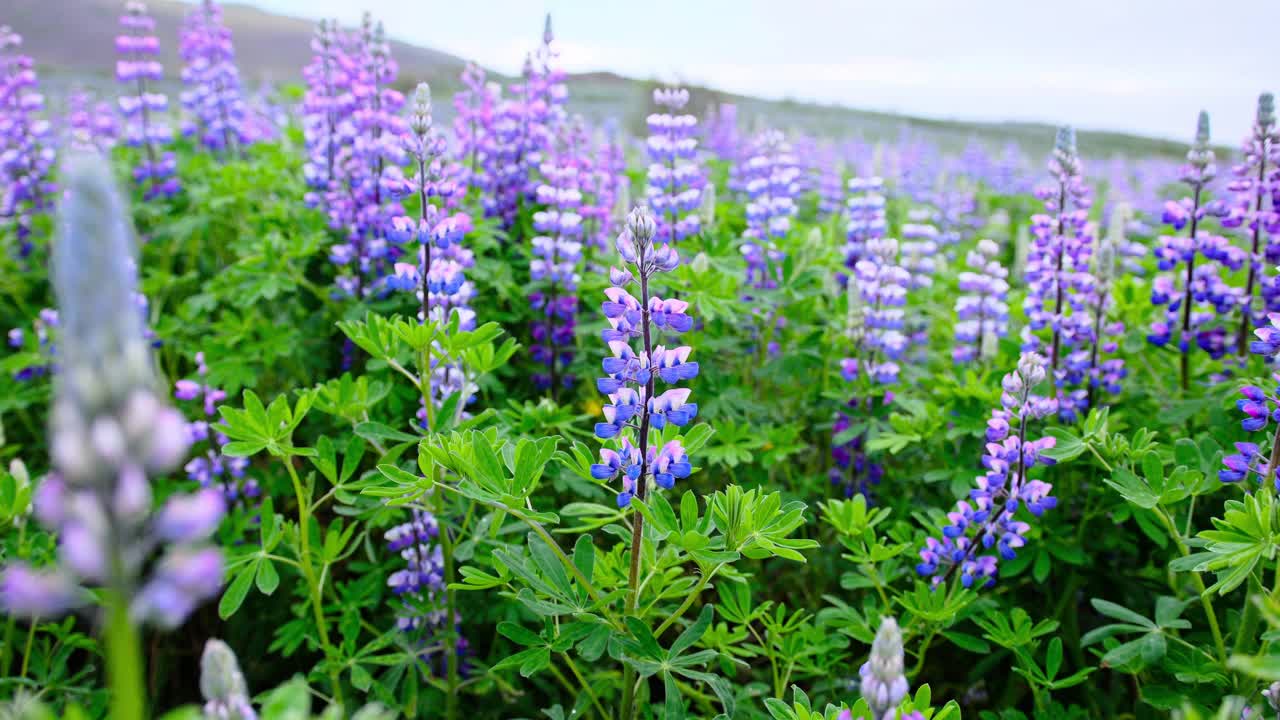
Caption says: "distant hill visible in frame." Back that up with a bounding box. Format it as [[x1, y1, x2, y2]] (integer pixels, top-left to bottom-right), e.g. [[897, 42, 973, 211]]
[[11, 0, 1188, 158]]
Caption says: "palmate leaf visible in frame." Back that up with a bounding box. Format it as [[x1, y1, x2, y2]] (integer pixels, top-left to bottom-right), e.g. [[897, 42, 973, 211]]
[[1170, 492, 1279, 595]]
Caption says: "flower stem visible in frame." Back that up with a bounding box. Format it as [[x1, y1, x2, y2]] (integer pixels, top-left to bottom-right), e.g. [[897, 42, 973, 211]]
[[285, 460, 343, 705], [105, 590, 146, 720]]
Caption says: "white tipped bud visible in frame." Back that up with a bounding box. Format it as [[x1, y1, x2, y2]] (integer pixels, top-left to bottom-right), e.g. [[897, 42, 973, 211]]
[[200, 639, 254, 720], [859, 616, 908, 718]]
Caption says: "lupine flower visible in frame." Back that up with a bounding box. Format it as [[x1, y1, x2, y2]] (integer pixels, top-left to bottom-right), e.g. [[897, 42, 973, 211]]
[[200, 639, 256, 720], [116, 2, 180, 201], [0, 26, 56, 257], [740, 129, 800, 290], [0, 155, 222, 627], [843, 177, 888, 278], [845, 237, 910, 387], [817, 149, 846, 220], [62, 88, 118, 156], [954, 239, 1010, 364], [452, 62, 498, 197], [329, 14, 408, 299], [645, 87, 704, 244], [383, 83, 477, 425], [489, 15, 566, 230], [703, 102, 739, 161], [1148, 112, 1241, 386], [1223, 93, 1280, 357], [1222, 311, 1280, 489], [1022, 127, 1105, 419], [178, 0, 255, 155], [860, 616, 909, 720], [582, 120, 626, 255], [6, 307, 57, 381], [301, 19, 353, 210], [384, 509, 469, 675], [530, 118, 586, 396], [917, 353, 1058, 589], [1068, 215, 1127, 412], [175, 352, 257, 506], [590, 207, 698, 506]]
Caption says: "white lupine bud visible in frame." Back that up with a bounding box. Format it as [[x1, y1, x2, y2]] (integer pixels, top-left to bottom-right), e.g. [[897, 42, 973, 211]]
[[859, 616, 908, 719], [200, 639, 255, 720]]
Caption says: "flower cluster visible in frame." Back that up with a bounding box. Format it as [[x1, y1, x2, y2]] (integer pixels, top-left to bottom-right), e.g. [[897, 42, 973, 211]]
[[301, 19, 353, 209], [590, 208, 698, 507], [843, 177, 888, 276], [452, 62, 498, 198], [178, 0, 254, 155], [62, 88, 118, 155], [917, 353, 1058, 589], [1223, 93, 1280, 357], [384, 509, 469, 674], [488, 16, 566, 230], [900, 208, 940, 290], [582, 120, 626, 254], [645, 87, 704, 244], [1223, 308, 1280, 489], [954, 239, 1010, 364], [859, 616, 909, 720], [529, 121, 585, 395], [830, 411, 883, 499], [740, 129, 801, 290], [0, 156, 222, 628], [175, 352, 258, 507], [1023, 127, 1093, 369], [844, 237, 910, 386], [818, 150, 845, 219], [1062, 216, 1127, 417], [116, 1, 180, 200], [1148, 112, 1242, 370], [704, 102, 740, 161], [1, 27, 55, 257]]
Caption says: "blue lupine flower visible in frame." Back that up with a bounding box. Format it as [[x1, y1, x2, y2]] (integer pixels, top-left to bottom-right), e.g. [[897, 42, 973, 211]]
[[589, 207, 700, 506], [917, 353, 1059, 589]]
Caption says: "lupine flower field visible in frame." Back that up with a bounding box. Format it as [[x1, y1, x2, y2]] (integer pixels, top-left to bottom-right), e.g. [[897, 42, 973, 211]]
[[1, 4, 1279, 719]]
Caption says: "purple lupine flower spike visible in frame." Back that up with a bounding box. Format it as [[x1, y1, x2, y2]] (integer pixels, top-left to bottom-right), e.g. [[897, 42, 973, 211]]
[[116, 2, 180, 201], [302, 19, 352, 211], [740, 129, 800, 291], [591, 207, 698, 507], [954, 239, 1010, 364], [1222, 307, 1280, 490], [453, 62, 499, 198], [1148, 112, 1241, 388], [0, 26, 56, 257], [178, 0, 255, 156], [530, 118, 586, 397], [0, 155, 222, 627], [1022, 126, 1098, 420], [645, 87, 704, 245], [916, 352, 1058, 590], [1226, 94, 1280, 357], [384, 509, 469, 675], [843, 176, 887, 279]]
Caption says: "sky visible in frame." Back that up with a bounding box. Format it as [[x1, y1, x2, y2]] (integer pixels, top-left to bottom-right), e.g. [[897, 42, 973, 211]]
[[237, 0, 1277, 143]]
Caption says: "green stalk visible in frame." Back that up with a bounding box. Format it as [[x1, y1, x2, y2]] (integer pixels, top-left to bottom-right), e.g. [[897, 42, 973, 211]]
[[285, 461, 343, 705], [105, 591, 146, 720], [1155, 507, 1226, 665]]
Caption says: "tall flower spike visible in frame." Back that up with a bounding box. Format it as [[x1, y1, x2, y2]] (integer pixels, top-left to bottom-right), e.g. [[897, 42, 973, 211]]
[[1225, 93, 1280, 357], [200, 639, 256, 720], [384, 82, 477, 425], [843, 176, 887, 281], [1023, 126, 1097, 419], [178, 0, 255, 155], [1148, 112, 1241, 389], [0, 26, 56, 257], [382, 509, 469, 674], [860, 616, 909, 720], [591, 206, 698, 507], [645, 87, 705, 244], [916, 352, 1058, 589], [530, 118, 586, 396], [116, 2, 180, 200], [954, 238, 1010, 364], [0, 154, 223, 627], [740, 128, 800, 291]]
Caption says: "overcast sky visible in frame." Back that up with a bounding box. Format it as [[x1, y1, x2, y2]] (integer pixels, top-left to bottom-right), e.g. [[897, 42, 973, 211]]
[[237, 0, 1276, 143]]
